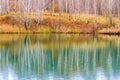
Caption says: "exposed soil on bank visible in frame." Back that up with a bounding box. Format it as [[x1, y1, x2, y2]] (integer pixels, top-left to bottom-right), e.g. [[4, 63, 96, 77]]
[[0, 15, 120, 34]]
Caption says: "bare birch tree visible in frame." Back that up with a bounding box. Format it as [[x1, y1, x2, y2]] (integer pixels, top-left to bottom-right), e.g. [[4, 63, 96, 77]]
[[108, 0, 113, 25], [93, 0, 97, 29], [85, 0, 90, 24]]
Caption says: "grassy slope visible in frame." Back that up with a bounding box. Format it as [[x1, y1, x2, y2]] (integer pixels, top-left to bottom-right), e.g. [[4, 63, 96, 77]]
[[0, 12, 120, 34]]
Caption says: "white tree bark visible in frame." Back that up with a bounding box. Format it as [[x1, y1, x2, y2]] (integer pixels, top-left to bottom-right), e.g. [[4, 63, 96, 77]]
[[85, 0, 90, 24], [94, 0, 97, 26], [108, 0, 113, 25]]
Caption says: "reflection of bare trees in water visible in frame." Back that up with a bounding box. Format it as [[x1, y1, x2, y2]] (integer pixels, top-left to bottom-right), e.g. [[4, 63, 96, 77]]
[[0, 35, 120, 79]]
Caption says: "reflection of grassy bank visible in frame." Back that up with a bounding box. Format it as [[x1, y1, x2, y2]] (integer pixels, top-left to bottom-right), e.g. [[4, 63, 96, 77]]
[[0, 34, 24, 45], [0, 34, 23, 42], [0, 34, 120, 52], [26, 34, 119, 51], [0, 13, 120, 34]]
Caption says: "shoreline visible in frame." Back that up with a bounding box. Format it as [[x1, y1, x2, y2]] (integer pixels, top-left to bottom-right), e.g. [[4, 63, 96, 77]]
[[0, 31, 120, 34]]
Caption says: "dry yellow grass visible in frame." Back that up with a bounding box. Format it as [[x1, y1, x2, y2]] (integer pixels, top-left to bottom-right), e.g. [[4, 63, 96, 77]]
[[97, 27, 120, 34], [0, 12, 120, 33], [4, 12, 120, 26]]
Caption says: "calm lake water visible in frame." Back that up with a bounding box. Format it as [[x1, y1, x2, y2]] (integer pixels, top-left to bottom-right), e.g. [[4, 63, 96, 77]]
[[0, 34, 120, 80]]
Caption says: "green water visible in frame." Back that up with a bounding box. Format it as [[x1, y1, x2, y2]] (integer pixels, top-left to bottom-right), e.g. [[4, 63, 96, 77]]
[[0, 34, 120, 80]]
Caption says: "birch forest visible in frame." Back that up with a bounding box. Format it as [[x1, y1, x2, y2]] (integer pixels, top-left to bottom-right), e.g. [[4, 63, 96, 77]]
[[0, 0, 120, 29]]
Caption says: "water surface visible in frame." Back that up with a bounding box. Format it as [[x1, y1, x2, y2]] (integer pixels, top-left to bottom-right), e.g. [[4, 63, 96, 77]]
[[0, 34, 120, 80]]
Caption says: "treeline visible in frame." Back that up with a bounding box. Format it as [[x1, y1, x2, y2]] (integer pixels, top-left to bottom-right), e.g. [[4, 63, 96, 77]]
[[0, 0, 120, 29], [0, 0, 119, 15]]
